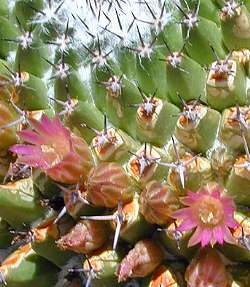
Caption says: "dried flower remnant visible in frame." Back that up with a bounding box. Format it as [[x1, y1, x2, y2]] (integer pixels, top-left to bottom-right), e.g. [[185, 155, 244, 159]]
[[10, 114, 93, 184], [86, 162, 134, 208], [172, 183, 238, 247], [139, 180, 179, 225], [57, 220, 108, 254], [116, 239, 164, 282], [185, 248, 232, 287]]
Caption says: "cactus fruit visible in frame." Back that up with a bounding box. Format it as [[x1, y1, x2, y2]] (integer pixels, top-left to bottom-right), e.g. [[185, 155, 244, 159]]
[[1, 0, 250, 286]]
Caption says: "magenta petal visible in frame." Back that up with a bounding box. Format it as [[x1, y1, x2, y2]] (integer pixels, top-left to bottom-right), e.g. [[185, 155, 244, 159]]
[[211, 190, 220, 199], [221, 225, 235, 245], [187, 190, 202, 200], [171, 207, 192, 219], [188, 226, 202, 247], [30, 115, 55, 138], [18, 130, 44, 145], [180, 196, 196, 206], [178, 219, 197, 232], [224, 215, 238, 229], [17, 154, 48, 168], [213, 226, 224, 245], [10, 144, 39, 155], [201, 228, 212, 247]]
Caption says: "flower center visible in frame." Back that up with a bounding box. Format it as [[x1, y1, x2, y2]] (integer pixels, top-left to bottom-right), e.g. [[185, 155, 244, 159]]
[[41, 143, 67, 167], [198, 196, 224, 226]]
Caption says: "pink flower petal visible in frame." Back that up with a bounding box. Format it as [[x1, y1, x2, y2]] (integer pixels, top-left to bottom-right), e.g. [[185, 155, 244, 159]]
[[220, 225, 236, 245], [18, 154, 48, 169], [180, 196, 197, 206], [30, 117, 53, 139], [213, 226, 224, 245], [201, 228, 212, 247], [178, 219, 197, 232], [171, 207, 193, 219], [224, 215, 238, 229], [10, 144, 40, 155], [187, 190, 202, 200], [188, 226, 203, 247], [18, 130, 44, 145], [211, 190, 220, 199]]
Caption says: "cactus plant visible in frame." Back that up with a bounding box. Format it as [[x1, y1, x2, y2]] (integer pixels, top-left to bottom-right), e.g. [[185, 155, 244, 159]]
[[0, 0, 250, 286]]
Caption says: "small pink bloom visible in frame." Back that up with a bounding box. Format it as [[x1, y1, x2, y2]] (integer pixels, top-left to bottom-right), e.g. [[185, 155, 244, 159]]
[[172, 183, 238, 247], [10, 114, 94, 184]]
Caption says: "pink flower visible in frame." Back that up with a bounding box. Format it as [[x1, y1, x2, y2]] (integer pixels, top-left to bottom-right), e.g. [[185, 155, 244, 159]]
[[172, 183, 238, 247], [10, 114, 94, 184]]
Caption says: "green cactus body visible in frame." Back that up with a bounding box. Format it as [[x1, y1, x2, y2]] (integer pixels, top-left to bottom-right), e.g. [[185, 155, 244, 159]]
[[226, 155, 250, 205], [219, 106, 250, 150], [14, 33, 50, 78], [166, 53, 206, 107], [110, 196, 152, 244], [184, 16, 226, 65], [206, 60, 247, 111], [13, 0, 44, 30], [54, 69, 89, 106], [0, 178, 54, 228], [12, 72, 49, 111], [221, 5, 250, 50], [83, 247, 122, 287], [0, 16, 19, 58], [136, 99, 180, 147], [175, 103, 221, 154], [0, 244, 59, 287]]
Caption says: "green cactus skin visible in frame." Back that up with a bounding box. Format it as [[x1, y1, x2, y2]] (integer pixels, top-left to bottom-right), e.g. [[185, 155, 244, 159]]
[[0, 178, 55, 228], [0, 16, 19, 58], [83, 247, 122, 287], [226, 157, 250, 205], [54, 69, 90, 107], [190, 0, 220, 25], [157, 22, 184, 53], [91, 61, 121, 114], [65, 100, 104, 143], [221, 5, 250, 50], [219, 210, 250, 262], [136, 51, 169, 100], [13, 72, 49, 111], [13, 0, 44, 30], [110, 196, 153, 244], [175, 104, 221, 154], [157, 222, 198, 259], [31, 222, 75, 267], [0, 0, 8, 17], [136, 99, 180, 147], [0, 245, 59, 287], [206, 61, 247, 111], [184, 16, 226, 65], [14, 38, 50, 78], [166, 53, 206, 107]]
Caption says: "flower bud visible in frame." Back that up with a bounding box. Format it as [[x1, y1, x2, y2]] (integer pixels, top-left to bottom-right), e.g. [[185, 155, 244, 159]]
[[116, 239, 164, 282], [139, 181, 179, 225], [87, 162, 134, 208], [57, 220, 108, 254]]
